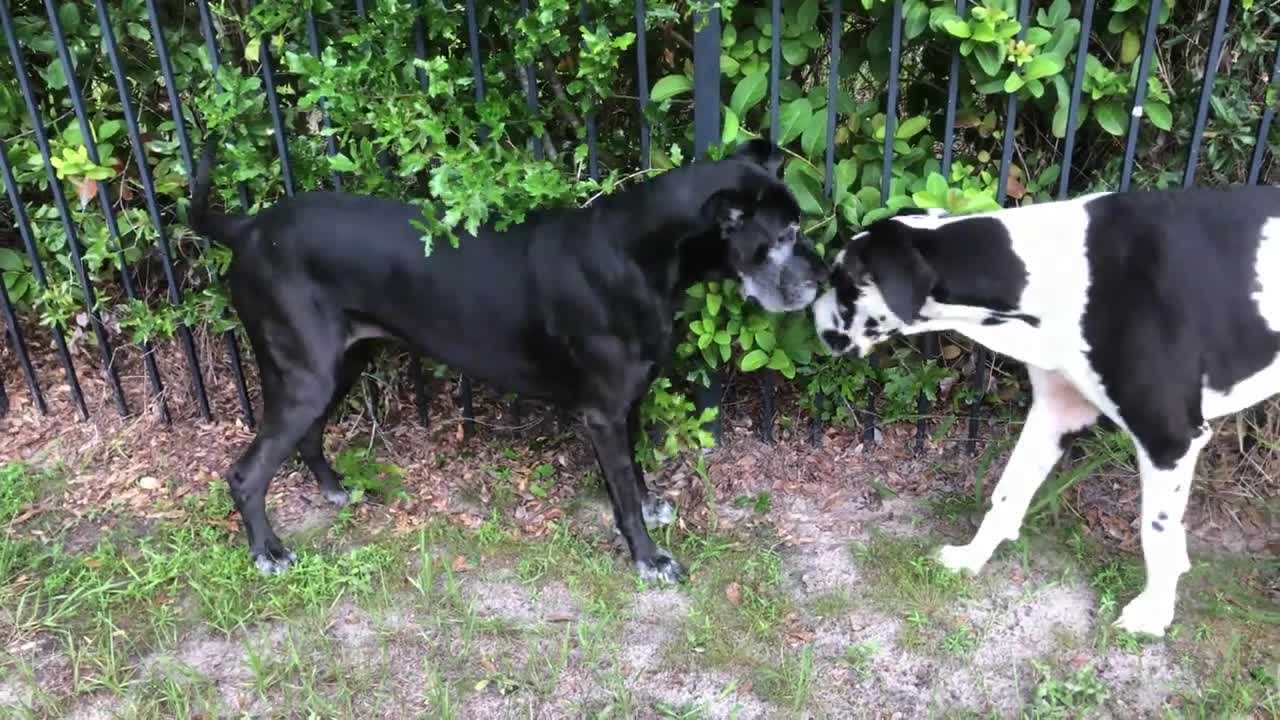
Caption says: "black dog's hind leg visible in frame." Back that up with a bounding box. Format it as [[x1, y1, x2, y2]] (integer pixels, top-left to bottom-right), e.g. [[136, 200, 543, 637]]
[[626, 401, 675, 529], [584, 410, 687, 583], [228, 373, 334, 574], [295, 341, 377, 506]]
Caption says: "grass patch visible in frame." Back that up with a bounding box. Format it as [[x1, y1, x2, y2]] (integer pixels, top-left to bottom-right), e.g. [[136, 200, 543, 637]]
[[754, 643, 816, 711], [671, 531, 792, 669], [850, 531, 974, 653], [1024, 660, 1110, 719]]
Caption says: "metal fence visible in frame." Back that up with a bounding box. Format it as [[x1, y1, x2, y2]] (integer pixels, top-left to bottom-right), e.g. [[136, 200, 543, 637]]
[[1, 0, 1278, 453]]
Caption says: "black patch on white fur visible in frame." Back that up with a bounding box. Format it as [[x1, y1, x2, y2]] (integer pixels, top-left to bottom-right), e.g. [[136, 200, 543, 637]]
[[821, 330, 851, 352], [905, 217, 1030, 312], [981, 311, 1042, 327], [1079, 187, 1280, 469], [1151, 521, 1164, 532]]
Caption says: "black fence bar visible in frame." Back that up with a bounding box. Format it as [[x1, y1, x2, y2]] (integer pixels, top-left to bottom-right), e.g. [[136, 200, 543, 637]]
[[2, 2, 131, 418], [1119, 0, 1162, 192], [635, 0, 651, 171], [459, 0, 486, 438], [860, 0, 903, 449], [520, 0, 544, 161], [692, 4, 723, 444], [966, 0, 1029, 456], [147, 0, 255, 428], [1182, 0, 1231, 187], [915, 0, 967, 454], [823, 0, 841, 196], [0, 276, 45, 416], [1058, 0, 1096, 199], [408, 0, 433, 428], [1247, 43, 1280, 185], [98, 0, 213, 422], [245, 0, 296, 196], [49, 0, 167, 420], [306, 12, 344, 189], [755, 0, 784, 444], [0, 139, 85, 419], [197, 0, 253, 213], [579, 1, 600, 180]]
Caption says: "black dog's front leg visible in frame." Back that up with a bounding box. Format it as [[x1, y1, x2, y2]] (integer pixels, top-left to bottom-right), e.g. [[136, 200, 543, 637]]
[[627, 400, 676, 530], [584, 411, 687, 583]]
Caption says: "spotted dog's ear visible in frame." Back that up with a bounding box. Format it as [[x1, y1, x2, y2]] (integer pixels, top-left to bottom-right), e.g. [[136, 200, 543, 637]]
[[855, 222, 938, 322]]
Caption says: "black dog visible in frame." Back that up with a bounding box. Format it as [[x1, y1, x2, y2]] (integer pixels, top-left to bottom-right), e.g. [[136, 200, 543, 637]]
[[190, 139, 825, 582]]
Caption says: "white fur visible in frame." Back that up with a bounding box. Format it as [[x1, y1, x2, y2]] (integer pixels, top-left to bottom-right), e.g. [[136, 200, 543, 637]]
[[815, 195, 1280, 637]]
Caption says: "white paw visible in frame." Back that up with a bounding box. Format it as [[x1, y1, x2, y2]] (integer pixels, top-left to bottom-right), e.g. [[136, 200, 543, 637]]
[[254, 548, 297, 575], [935, 543, 990, 575], [323, 488, 351, 506], [636, 549, 687, 584], [1113, 592, 1174, 637], [642, 496, 676, 529]]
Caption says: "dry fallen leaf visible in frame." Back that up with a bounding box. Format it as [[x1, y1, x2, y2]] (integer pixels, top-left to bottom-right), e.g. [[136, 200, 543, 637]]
[[138, 476, 163, 490], [725, 581, 742, 607], [452, 555, 470, 573]]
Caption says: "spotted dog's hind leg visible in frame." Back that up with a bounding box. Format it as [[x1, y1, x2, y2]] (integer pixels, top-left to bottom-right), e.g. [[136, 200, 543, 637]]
[[937, 367, 1100, 574], [1113, 425, 1211, 637]]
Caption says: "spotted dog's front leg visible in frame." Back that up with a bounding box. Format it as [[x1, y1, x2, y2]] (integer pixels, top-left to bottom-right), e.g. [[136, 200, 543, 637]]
[[937, 368, 1100, 574], [1113, 427, 1210, 637]]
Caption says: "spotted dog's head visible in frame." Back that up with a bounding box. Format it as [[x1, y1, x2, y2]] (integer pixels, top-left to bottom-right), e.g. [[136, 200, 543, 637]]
[[813, 209, 945, 357], [703, 140, 828, 312]]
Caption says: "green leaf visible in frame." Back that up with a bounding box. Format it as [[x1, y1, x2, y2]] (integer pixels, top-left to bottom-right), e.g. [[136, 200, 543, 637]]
[[58, 3, 81, 31], [942, 19, 971, 38], [1052, 102, 1069, 138], [1025, 27, 1052, 46], [796, 0, 819, 27], [1112, 0, 1140, 12], [926, 172, 948, 198], [97, 120, 123, 141], [1120, 30, 1140, 64], [707, 292, 723, 316], [1047, 0, 1071, 25], [722, 107, 740, 146], [1021, 54, 1064, 81], [974, 43, 1003, 77], [801, 110, 828, 157], [782, 38, 809, 66], [329, 153, 358, 172], [905, 0, 930, 39], [1145, 101, 1172, 131], [730, 72, 767, 117], [651, 75, 692, 102], [0, 247, 23, 272], [778, 99, 813, 145], [895, 116, 928, 139], [740, 349, 770, 372], [1094, 100, 1127, 136], [755, 330, 777, 352], [1004, 73, 1025, 93]]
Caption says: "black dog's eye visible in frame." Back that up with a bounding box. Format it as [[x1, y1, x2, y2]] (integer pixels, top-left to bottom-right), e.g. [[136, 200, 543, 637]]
[[753, 243, 770, 264]]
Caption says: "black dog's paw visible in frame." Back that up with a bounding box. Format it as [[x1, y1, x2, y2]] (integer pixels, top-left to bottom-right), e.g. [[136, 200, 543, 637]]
[[253, 546, 297, 575], [636, 549, 687, 584], [642, 495, 676, 529], [322, 488, 351, 506]]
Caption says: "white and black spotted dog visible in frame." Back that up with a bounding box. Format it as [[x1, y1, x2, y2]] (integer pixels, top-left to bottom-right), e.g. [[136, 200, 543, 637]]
[[813, 186, 1280, 637]]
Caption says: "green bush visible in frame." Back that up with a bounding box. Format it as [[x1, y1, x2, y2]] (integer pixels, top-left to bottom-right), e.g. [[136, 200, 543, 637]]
[[0, 0, 1277, 464]]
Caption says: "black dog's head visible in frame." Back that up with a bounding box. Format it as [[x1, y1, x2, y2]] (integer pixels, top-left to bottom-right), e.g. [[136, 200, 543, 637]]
[[701, 140, 828, 313], [812, 208, 947, 357]]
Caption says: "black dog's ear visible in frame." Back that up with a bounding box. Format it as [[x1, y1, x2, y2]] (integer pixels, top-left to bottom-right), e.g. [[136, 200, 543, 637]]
[[730, 139, 785, 178], [706, 190, 750, 237], [859, 223, 938, 322]]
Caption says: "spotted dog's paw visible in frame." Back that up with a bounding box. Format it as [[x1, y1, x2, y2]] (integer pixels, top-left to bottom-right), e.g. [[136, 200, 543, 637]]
[[1113, 592, 1174, 638], [636, 549, 688, 584], [253, 546, 297, 575], [642, 495, 676, 529], [935, 543, 989, 575]]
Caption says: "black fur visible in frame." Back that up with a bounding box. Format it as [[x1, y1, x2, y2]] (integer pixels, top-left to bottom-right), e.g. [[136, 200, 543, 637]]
[[189, 139, 823, 580]]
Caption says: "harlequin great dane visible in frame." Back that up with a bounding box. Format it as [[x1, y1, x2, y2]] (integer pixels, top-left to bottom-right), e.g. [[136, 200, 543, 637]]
[[813, 187, 1280, 636]]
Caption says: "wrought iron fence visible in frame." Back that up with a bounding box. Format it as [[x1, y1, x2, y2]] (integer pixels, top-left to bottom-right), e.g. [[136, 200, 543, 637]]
[[0, 0, 1278, 454]]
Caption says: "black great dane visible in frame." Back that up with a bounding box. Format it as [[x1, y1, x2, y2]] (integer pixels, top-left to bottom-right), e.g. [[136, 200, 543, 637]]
[[190, 139, 825, 582]]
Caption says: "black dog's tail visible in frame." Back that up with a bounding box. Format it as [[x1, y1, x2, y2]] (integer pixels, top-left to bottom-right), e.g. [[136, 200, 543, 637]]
[[189, 141, 252, 250]]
